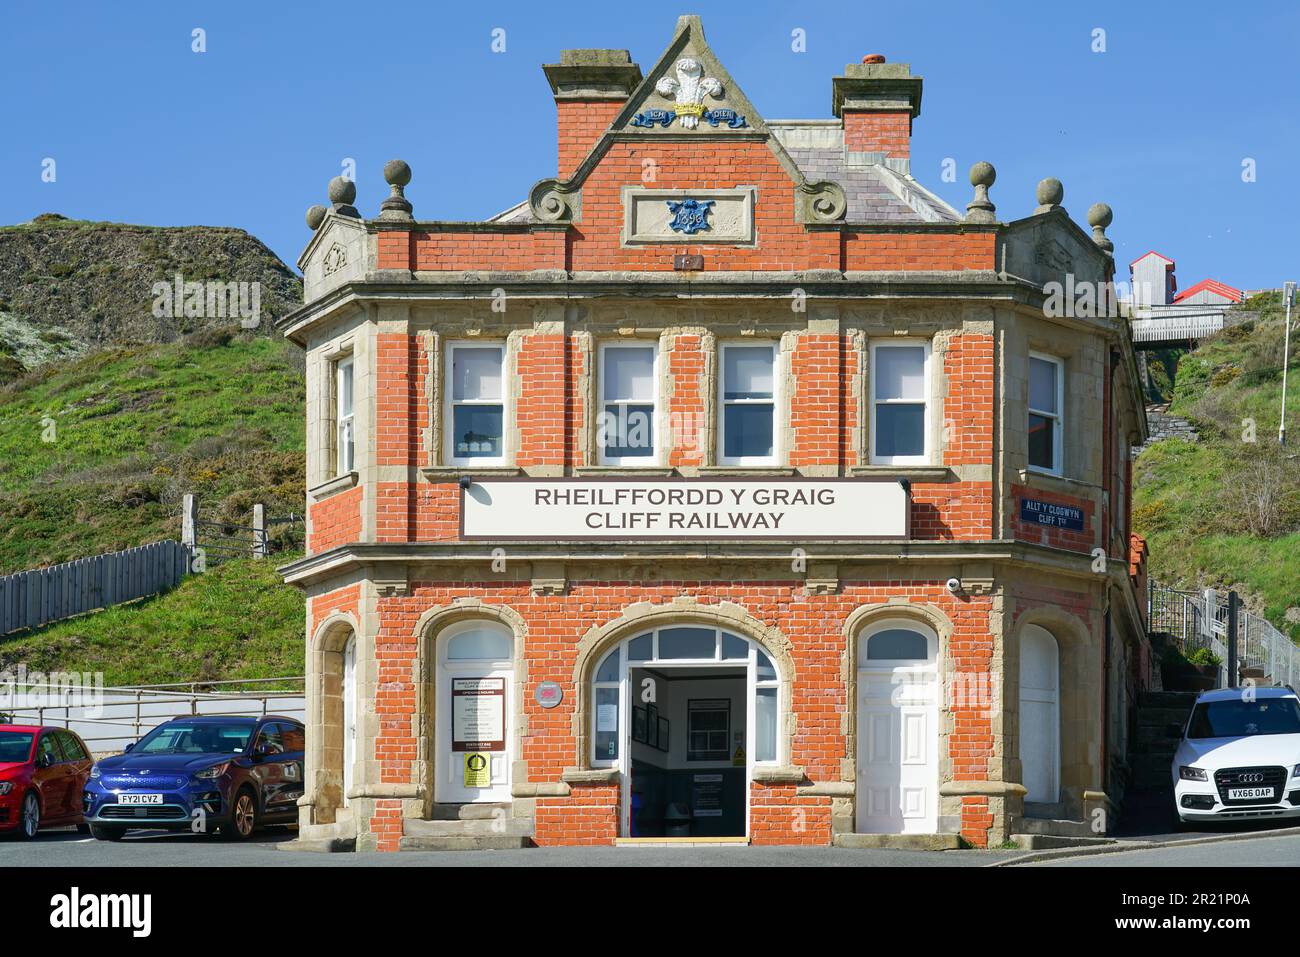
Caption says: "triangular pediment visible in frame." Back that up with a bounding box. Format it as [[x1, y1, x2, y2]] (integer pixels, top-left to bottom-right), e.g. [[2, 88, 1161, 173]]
[[528, 16, 845, 226], [610, 15, 770, 136]]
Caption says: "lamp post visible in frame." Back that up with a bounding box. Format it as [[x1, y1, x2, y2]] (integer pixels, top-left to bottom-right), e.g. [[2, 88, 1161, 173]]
[[1282, 280, 1297, 446]]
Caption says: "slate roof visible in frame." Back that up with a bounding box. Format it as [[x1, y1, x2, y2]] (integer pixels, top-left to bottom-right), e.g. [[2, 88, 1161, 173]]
[[488, 122, 961, 226]]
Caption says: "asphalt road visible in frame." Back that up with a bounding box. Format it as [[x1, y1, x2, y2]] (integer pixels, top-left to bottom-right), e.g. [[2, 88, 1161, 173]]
[[1, 828, 1025, 867], [1035, 832, 1300, 866]]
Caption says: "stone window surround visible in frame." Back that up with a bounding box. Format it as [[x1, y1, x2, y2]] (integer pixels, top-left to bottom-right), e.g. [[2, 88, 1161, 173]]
[[444, 339, 510, 467], [409, 325, 984, 475]]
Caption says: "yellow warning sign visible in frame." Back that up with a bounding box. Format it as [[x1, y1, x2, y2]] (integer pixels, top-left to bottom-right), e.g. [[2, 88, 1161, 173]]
[[732, 745, 746, 767], [463, 752, 491, 788]]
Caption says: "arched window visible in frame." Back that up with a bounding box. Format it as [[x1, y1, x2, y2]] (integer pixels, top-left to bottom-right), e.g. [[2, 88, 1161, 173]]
[[590, 627, 780, 768], [445, 626, 512, 661], [865, 628, 930, 661]]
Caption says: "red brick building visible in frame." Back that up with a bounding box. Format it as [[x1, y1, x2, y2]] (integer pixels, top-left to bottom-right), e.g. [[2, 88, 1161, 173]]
[[279, 16, 1151, 852]]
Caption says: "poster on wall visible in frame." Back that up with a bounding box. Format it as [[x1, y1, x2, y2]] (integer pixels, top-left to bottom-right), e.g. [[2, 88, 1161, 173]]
[[452, 677, 506, 752], [463, 752, 491, 788]]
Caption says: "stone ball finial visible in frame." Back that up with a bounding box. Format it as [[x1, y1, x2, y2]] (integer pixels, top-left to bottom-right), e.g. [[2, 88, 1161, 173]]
[[1088, 202, 1114, 254], [969, 161, 996, 188], [327, 175, 357, 206], [1034, 177, 1064, 214], [383, 159, 412, 188], [305, 204, 327, 230], [965, 161, 997, 224], [379, 159, 415, 222]]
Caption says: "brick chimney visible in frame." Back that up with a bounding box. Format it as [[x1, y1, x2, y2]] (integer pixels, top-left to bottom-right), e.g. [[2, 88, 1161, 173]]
[[543, 49, 643, 179], [832, 57, 923, 165]]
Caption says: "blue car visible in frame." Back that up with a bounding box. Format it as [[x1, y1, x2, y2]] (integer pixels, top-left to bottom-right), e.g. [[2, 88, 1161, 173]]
[[83, 715, 304, 841]]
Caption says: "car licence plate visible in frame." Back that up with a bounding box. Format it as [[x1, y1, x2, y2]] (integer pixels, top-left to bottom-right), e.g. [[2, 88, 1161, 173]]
[[1228, 787, 1273, 801], [117, 793, 163, 805]]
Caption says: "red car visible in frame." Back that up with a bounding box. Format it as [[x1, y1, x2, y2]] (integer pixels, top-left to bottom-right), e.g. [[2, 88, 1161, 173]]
[[0, 725, 94, 839]]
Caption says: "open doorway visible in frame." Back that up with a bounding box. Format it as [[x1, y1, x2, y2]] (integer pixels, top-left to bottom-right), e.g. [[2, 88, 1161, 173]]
[[589, 625, 781, 841], [628, 666, 747, 838]]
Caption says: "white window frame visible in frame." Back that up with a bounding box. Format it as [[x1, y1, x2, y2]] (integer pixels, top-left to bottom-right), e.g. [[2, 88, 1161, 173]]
[[717, 342, 780, 467], [444, 341, 508, 467], [336, 355, 355, 476], [869, 340, 931, 466], [1027, 352, 1065, 476], [597, 341, 660, 466]]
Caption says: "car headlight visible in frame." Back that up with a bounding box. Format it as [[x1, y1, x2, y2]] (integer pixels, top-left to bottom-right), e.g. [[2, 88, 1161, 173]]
[[0, 782, 12, 796], [193, 762, 230, 781], [89, 765, 101, 780], [1179, 766, 1208, 782], [1293, 764, 1300, 778]]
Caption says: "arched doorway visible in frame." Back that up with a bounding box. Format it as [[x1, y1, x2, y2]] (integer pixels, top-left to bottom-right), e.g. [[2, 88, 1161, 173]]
[[1019, 624, 1060, 804], [856, 619, 939, 834], [434, 620, 515, 804], [590, 626, 781, 839], [341, 635, 357, 806]]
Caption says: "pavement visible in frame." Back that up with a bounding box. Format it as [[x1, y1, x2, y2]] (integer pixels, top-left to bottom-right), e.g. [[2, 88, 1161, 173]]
[[7, 784, 1300, 866], [1, 828, 1024, 867]]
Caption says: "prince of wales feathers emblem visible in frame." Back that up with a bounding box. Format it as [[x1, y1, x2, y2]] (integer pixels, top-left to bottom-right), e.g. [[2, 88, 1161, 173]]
[[654, 57, 722, 129]]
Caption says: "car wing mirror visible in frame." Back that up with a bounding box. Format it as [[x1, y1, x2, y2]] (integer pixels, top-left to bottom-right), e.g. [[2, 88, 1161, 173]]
[[34, 753, 50, 769], [123, 742, 134, 753]]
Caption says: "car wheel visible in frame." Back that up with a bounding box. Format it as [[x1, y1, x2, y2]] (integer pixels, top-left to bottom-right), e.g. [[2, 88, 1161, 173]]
[[88, 823, 125, 842], [18, 792, 40, 839], [224, 788, 258, 841]]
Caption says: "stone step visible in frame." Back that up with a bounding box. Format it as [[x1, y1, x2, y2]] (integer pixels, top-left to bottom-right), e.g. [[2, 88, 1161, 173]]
[[427, 802, 512, 821], [1135, 706, 1196, 728], [404, 816, 534, 839], [1014, 817, 1098, 838], [833, 833, 961, 851], [1138, 690, 1199, 710], [1011, 834, 1115, 851], [398, 835, 532, 852], [1131, 753, 1175, 790], [1134, 722, 1184, 748]]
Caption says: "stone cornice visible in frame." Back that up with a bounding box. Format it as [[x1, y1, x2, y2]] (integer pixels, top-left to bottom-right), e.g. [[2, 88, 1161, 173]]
[[277, 538, 1117, 589]]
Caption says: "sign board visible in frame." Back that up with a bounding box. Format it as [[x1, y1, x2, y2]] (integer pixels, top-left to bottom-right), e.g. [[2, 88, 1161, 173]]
[[534, 681, 564, 709], [452, 677, 506, 752], [461, 479, 908, 540], [1019, 497, 1085, 531], [691, 773, 725, 818], [463, 752, 491, 788]]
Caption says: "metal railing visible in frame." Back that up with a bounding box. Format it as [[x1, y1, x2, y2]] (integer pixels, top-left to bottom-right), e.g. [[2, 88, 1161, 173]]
[[1148, 579, 1299, 689], [1, 676, 306, 753]]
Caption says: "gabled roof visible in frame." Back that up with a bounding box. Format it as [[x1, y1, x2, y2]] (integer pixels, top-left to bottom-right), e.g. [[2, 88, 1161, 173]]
[[1173, 277, 1243, 304], [1129, 249, 1174, 269]]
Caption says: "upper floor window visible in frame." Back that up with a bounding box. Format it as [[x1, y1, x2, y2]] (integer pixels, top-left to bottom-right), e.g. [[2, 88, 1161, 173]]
[[870, 342, 929, 465], [719, 343, 777, 465], [599, 343, 657, 465], [447, 343, 505, 465], [1028, 353, 1063, 474], [336, 356, 355, 474]]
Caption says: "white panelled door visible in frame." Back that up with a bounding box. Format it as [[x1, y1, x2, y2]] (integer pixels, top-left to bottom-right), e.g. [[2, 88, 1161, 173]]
[[1019, 624, 1060, 804], [434, 623, 514, 804], [342, 636, 356, 807], [856, 622, 939, 834]]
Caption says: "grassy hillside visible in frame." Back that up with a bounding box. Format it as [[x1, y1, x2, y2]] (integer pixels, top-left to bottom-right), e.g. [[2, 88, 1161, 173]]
[[0, 557, 304, 686], [1134, 291, 1300, 640], [0, 331, 305, 573]]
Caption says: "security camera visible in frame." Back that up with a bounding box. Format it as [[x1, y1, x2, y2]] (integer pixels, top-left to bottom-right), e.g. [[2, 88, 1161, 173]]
[[458, 476, 472, 490], [946, 577, 963, 595]]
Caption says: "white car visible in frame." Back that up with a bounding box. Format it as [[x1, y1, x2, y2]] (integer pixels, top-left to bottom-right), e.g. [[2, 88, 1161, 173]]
[[1171, 686, 1300, 824]]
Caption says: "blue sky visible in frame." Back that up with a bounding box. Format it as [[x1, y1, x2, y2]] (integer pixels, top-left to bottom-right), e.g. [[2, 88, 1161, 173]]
[[2, 0, 1296, 289]]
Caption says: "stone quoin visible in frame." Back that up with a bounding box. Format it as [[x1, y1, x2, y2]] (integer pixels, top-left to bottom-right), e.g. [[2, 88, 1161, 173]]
[[277, 15, 1152, 852]]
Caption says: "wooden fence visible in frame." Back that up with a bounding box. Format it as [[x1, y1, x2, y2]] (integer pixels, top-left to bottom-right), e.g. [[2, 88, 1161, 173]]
[[0, 540, 192, 637]]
